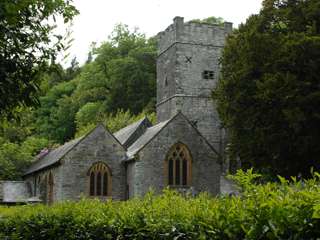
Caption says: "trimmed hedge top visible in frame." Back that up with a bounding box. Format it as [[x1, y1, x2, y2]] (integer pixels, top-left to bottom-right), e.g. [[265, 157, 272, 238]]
[[1, 170, 320, 239]]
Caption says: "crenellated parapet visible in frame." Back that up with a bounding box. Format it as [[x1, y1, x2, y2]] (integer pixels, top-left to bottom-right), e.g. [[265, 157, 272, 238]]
[[157, 16, 233, 55]]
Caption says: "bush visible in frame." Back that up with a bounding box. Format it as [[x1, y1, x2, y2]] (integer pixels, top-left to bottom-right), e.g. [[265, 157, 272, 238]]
[[0, 170, 320, 239], [213, 0, 320, 177], [0, 136, 50, 180]]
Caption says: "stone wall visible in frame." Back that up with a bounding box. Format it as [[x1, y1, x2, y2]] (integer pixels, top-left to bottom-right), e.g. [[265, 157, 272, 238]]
[[157, 97, 222, 152], [58, 125, 127, 201], [157, 17, 232, 55], [132, 114, 221, 197], [24, 166, 60, 203], [156, 45, 177, 106], [126, 161, 135, 198], [25, 125, 128, 202], [124, 119, 152, 149], [156, 17, 232, 155], [0, 181, 31, 203]]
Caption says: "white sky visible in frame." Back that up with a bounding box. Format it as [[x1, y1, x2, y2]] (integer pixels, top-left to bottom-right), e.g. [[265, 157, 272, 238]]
[[59, 0, 264, 66]]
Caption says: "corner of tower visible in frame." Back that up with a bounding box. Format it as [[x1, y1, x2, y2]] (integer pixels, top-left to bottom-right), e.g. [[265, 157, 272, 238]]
[[173, 16, 184, 40], [157, 16, 185, 55], [224, 22, 233, 34]]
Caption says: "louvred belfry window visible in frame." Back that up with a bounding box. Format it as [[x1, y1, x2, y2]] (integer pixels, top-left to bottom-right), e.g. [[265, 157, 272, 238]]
[[202, 70, 214, 79], [88, 162, 111, 197], [166, 143, 192, 186]]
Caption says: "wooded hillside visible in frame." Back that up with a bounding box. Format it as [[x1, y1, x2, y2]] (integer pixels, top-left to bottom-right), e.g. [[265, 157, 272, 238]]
[[0, 24, 156, 180]]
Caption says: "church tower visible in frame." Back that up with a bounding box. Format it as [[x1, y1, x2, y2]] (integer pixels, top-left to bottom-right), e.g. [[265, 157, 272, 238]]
[[156, 17, 232, 155]]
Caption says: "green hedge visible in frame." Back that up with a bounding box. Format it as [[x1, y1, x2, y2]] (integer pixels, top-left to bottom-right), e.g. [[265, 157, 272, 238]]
[[1, 170, 320, 239]]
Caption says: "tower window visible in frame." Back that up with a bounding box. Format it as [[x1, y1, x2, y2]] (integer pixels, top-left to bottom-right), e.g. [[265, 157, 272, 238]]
[[202, 70, 214, 79]]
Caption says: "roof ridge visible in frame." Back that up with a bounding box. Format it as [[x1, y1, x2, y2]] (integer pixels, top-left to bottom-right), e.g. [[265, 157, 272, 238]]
[[23, 124, 113, 176], [176, 111, 220, 156], [27, 136, 84, 168], [113, 117, 152, 147], [126, 112, 219, 159], [113, 117, 148, 135], [126, 114, 178, 158]]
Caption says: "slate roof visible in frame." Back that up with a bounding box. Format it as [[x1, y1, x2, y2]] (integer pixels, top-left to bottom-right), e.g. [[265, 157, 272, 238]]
[[24, 112, 219, 175], [24, 124, 126, 176], [24, 136, 84, 176], [126, 112, 220, 159], [25, 118, 152, 176], [127, 119, 171, 158], [113, 117, 151, 147]]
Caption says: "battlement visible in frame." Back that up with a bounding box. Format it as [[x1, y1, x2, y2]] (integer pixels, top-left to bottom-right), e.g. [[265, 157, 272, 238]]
[[157, 16, 233, 55]]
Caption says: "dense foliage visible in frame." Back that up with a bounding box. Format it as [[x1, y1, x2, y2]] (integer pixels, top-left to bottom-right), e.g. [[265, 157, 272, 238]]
[[0, 0, 78, 116], [93, 24, 157, 114], [0, 23, 157, 180], [35, 24, 156, 144], [214, 0, 320, 177], [0, 170, 319, 239], [189, 16, 224, 25]]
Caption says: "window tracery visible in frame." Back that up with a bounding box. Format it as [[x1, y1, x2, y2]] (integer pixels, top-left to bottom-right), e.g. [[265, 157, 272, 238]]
[[88, 162, 111, 197], [166, 143, 192, 186]]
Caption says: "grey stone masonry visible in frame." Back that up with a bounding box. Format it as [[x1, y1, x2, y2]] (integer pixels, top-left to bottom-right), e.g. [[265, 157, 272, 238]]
[[130, 113, 221, 197], [14, 16, 233, 204], [0, 181, 33, 204], [156, 16, 232, 154], [24, 125, 128, 202], [58, 125, 127, 201]]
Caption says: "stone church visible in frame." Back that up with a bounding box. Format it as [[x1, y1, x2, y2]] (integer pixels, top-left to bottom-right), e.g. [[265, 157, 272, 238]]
[[0, 17, 233, 204]]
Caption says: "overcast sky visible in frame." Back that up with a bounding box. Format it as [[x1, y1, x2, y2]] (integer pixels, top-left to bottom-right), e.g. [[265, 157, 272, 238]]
[[59, 0, 264, 66]]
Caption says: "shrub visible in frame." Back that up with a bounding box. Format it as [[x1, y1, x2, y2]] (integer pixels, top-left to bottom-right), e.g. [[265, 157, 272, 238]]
[[0, 170, 320, 239], [0, 137, 50, 180]]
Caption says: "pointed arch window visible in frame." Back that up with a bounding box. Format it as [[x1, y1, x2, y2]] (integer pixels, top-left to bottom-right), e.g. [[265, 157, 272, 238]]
[[166, 143, 192, 186], [33, 176, 37, 196], [88, 162, 111, 197], [47, 172, 54, 204]]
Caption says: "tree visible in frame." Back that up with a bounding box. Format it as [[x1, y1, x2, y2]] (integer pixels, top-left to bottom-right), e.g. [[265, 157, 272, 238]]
[[93, 24, 157, 114], [32, 24, 156, 144], [65, 57, 81, 81], [0, 0, 78, 116], [75, 109, 156, 138], [213, 0, 320, 177], [0, 136, 49, 180], [189, 16, 224, 26], [36, 80, 78, 143], [75, 102, 104, 131]]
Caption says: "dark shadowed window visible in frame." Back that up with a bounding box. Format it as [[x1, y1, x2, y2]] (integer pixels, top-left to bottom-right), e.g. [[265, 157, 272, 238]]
[[165, 143, 192, 187], [33, 177, 37, 196], [88, 162, 111, 197], [47, 172, 54, 204], [90, 172, 95, 196], [103, 172, 108, 196], [96, 172, 102, 195], [168, 159, 173, 185], [202, 70, 214, 79]]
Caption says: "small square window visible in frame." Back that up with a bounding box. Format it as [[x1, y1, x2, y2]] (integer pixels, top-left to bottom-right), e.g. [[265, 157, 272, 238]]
[[202, 70, 214, 80]]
